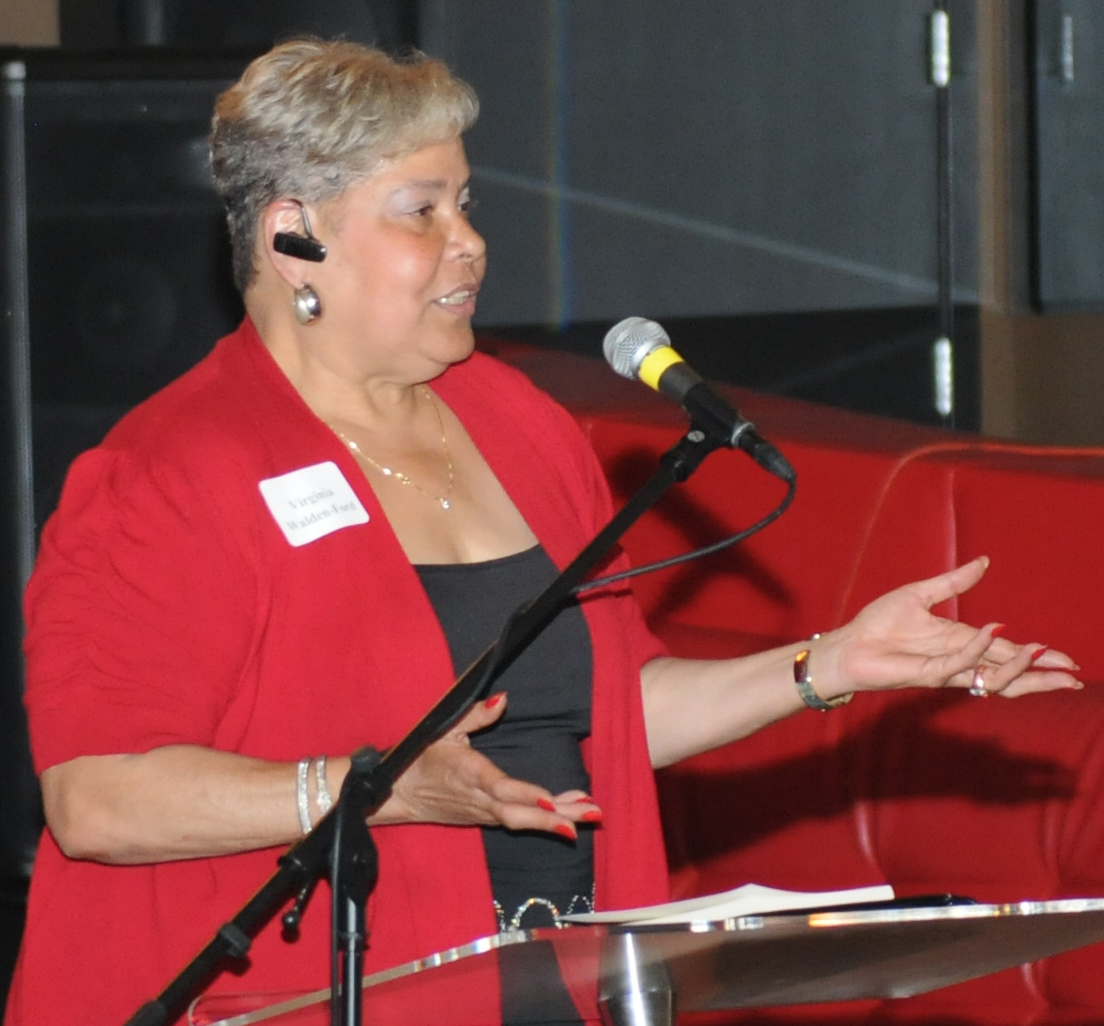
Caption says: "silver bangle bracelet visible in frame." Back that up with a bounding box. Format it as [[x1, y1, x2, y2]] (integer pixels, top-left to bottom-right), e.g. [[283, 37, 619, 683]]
[[315, 754, 333, 816], [794, 634, 853, 712], [296, 756, 313, 834]]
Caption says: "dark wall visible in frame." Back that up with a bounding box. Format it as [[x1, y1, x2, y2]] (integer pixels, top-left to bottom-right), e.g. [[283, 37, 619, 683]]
[[421, 0, 980, 327], [421, 0, 980, 429], [58, 0, 416, 50]]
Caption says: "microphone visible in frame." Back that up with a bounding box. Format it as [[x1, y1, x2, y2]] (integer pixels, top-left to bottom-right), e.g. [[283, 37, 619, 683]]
[[603, 316, 795, 483]]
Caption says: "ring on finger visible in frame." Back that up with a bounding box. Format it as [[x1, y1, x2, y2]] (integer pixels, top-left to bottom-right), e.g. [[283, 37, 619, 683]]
[[968, 665, 990, 698]]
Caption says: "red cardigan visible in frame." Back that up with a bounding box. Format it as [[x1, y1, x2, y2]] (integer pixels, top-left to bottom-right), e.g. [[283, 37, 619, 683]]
[[8, 320, 669, 1026]]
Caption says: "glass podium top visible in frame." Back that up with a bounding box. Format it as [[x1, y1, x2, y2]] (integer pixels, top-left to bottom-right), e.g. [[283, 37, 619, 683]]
[[189, 897, 1104, 1026]]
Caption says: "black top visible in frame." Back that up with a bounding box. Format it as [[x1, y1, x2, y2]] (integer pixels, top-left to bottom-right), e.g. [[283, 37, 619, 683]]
[[415, 545, 595, 931]]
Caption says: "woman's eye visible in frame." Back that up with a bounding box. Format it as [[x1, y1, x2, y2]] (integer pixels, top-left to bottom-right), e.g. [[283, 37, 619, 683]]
[[405, 202, 434, 219], [460, 196, 479, 216]]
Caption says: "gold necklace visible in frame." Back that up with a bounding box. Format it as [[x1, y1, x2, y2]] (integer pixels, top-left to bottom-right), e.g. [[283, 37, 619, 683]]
[[332, 386, 455, 511]]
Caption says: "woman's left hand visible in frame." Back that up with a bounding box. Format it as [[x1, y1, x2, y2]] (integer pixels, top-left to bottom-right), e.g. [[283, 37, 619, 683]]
[[643, 556, 1085, 768], [823, 556, 1083, 699]]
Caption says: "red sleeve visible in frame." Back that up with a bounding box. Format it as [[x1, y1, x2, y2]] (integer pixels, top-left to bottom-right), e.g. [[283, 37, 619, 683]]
[[23, 445, 260, 771]]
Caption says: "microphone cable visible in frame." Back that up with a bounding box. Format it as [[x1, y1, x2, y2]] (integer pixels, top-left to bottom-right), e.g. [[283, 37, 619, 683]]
[[571, 472, 796, 597]]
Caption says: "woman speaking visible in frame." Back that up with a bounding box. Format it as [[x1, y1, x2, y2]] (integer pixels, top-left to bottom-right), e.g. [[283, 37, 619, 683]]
[[5, 39, 1080, 1026]]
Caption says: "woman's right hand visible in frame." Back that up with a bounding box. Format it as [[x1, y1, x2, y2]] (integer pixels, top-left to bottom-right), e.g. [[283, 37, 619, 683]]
[[374, 693, 601, 840]]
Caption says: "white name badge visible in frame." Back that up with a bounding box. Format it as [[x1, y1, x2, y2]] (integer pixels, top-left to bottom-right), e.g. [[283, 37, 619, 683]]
[[259, 461, 369, 547]]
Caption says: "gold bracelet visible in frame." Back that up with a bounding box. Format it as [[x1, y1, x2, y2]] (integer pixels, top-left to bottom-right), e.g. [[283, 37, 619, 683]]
[[793, 635, 852, 712]]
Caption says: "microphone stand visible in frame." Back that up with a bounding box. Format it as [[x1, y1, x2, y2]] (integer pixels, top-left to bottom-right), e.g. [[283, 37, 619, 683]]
[[122, 420, 755, 1026]]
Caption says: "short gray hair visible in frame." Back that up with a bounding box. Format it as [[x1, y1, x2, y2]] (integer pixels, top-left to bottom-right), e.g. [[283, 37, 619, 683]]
[[210, 38, 479, 292]]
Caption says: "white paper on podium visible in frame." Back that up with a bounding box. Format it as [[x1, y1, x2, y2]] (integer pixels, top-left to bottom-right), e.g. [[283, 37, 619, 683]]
[[560, 881, 894, 925]]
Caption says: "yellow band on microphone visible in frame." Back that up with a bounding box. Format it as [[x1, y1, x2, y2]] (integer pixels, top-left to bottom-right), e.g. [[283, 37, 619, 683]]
[[638, 345, 684, 391]]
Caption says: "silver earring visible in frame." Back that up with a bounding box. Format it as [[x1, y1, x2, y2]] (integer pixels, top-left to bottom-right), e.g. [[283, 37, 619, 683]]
[[293, 284, 322, 324]]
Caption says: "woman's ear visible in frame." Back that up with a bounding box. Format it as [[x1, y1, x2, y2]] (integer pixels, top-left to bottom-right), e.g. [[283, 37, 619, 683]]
[[262, 200, 326, 286]]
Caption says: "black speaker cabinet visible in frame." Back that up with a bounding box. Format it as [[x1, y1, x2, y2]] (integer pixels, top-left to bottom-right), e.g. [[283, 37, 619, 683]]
[[0, 50, 246, 878]]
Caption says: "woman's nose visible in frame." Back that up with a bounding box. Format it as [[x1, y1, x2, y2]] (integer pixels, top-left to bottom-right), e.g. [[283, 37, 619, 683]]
[[453, 214, 486, 264]]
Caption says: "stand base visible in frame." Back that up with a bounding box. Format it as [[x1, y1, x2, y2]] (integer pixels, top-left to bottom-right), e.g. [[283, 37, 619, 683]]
[[598, 988, 674, 1026], [599, 931, 676, 1026]]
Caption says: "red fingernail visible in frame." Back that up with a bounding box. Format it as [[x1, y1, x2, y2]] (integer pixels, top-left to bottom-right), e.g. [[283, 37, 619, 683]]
[[572, 795, 594, 804], [537, 798, 556, 812], [554, 824, 578, 840], [1031, 646, 1049, 663], [581, 810, 603, 823], [991, 624, 1007, 638], [484, 693, 506, 709]]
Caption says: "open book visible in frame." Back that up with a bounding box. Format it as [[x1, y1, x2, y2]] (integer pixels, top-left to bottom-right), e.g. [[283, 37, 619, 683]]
[[561, 881, 894, 926]]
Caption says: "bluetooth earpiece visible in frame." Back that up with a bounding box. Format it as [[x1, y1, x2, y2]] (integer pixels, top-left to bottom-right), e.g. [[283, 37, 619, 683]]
[[274, 232, 327, 262], [273, 202, 328, 263]]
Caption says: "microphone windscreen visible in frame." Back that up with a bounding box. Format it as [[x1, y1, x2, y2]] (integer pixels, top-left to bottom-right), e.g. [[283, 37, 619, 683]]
[[602, 316, 670, 378]]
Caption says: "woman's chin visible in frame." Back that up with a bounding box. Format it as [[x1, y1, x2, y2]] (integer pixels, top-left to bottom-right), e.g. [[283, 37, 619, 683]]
[[428, 322, 478, 365]]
